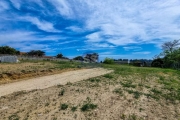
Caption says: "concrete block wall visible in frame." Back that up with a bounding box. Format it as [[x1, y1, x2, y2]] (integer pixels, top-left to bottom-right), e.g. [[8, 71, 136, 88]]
[[0, 55, 18, 63]]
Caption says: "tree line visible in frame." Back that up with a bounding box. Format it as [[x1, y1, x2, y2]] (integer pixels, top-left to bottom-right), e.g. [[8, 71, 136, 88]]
[[0, 46, 80, 59]]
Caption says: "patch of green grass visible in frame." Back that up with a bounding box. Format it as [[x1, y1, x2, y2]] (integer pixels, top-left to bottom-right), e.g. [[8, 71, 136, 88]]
[[144, 93, 160, 100], [133, 91, 142, 99], [60, 104, 68, 110], [88, 78, 100, 82], [159, 76, 165, 81], [128, 114, 137, 120], [81, 97, 98, 112], [126, 89, 142, 99], [151, 88, 162, 95], [8, 114, 19, 120], [103, 74, 113, 79], [102, 64, 180, 102], [71, 106, 78, 112], [120, 81, 136, 88], [113, 88, 123, 96], [81, 103, 97, 112]]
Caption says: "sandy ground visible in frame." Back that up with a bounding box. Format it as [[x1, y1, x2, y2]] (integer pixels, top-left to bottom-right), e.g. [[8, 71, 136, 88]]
[[0, 68, 113, 97]]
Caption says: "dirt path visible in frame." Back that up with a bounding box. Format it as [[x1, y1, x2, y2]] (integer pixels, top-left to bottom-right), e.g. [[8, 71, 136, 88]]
[[0, 68, 113, 97]]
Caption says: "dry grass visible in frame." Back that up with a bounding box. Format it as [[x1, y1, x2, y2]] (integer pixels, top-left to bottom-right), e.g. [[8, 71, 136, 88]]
[[0, 64, 180, 120], [0, 60, 81, 85]]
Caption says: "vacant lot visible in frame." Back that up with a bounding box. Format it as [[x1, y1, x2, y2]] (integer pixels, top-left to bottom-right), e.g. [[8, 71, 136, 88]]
[[0, 63, 180, 120]]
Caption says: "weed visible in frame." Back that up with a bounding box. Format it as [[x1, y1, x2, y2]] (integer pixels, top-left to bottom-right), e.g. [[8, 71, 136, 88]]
[[103, 74, 113, 79], [45, 103, 49, 107], [113, 88, 123, 96], [120, 114, 126, 120], [121, 81, 136, 88], [66, 82, 72, 85], [128, 114, 137, 120], [57, 84, 63, 88], [139, 108, 144, 112], [81, 97, 97, 112], [159, 76, 165, 81], [8, 114, 19, 120], [53, 117, 57, 120], [133, 91, 141, 99], [89, 78, 100, 82], [81, 103, 97, 112], [59, 89, 65, 96], [60, 104, 68, 110], [13, 91, 26, 97], [71, 106, 78, 112], [151, 88, 162, 95], [126, 89, 141, 99]]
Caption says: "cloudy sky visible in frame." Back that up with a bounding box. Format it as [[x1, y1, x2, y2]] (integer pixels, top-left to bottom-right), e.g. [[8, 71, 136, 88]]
[[0, 0, 180, 60]]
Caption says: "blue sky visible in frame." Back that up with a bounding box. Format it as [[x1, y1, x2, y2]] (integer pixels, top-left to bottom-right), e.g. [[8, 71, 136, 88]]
[[0, 0, 180, 60]]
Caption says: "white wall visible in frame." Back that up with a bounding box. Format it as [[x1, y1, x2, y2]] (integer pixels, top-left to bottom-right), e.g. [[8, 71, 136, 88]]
[[0, 55, 18, 63]]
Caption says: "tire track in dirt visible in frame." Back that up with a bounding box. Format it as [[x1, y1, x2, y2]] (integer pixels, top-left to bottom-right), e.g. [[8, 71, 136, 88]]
[[0, 68, 113, 97]]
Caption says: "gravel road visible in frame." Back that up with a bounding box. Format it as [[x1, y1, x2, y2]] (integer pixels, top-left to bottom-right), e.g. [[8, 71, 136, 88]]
[[0, 68, 113, 97]]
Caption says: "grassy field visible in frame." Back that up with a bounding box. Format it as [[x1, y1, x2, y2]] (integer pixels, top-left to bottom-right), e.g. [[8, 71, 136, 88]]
[[0, 63, 180, 120]]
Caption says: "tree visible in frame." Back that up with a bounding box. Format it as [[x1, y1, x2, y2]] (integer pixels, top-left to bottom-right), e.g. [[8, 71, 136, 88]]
[[56, 53, 63, 58], [162, 40, 180, 54], [73, 56, 83, 61], [0, 46, 20, 55], [27, 50, 45, 57], [159, 40, 180, 68], [151, 58, 164, 68]]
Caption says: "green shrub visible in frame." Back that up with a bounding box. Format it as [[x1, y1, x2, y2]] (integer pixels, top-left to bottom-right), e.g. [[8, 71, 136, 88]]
[[8, 114, 19, 120], [60, 104, 68, 110], [103, 58, 114, 64], [81, 103, 97, 111], [71, 106, 78, 112], [103, 74, 113, 79]]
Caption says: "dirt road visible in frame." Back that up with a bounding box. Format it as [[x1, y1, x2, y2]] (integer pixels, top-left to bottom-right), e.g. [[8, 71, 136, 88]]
[[0, 68, 113, 97]]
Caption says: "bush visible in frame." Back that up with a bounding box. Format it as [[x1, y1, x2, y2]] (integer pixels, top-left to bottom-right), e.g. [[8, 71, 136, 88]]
[[81, 103, 97, 111], [103, 58, 114, 64], [60, 104, 68, 110], [151, 58, 164, 68], [71, 106, 78, 112]]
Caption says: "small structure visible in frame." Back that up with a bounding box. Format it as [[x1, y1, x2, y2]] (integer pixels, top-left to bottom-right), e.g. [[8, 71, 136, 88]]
[[0, 55, 18, 63]]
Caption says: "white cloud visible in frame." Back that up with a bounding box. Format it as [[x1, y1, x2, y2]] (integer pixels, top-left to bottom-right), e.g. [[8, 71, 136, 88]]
[[70, 0, 180, 46], [0, 31, 61, 45], [123, 46, 142, 51], [0, 1, 9, 12], [86, 32, 102, 42], [132, 51, 151, 55], [10, 0, 21, 9], [20, 16, 60, 32], [49, 0, 73, 18], [66, 26, 83, 32]]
